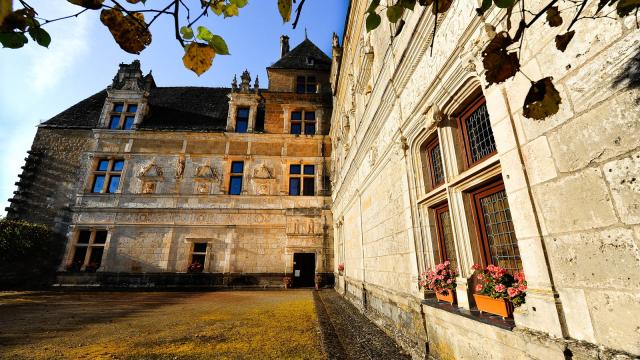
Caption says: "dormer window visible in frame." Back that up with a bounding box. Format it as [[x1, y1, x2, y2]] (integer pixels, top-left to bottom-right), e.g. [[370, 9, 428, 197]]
[[306, 57, 315, 66], [236, 108, 249, 133], [109, 102, 137, 130], [296, 76, 317, 94]]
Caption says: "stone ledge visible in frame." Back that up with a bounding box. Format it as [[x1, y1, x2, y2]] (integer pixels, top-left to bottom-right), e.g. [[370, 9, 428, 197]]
[[421, 298, 515, 331]]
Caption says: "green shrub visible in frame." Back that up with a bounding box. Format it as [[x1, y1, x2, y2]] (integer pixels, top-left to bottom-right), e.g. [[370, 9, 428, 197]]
[[0, 218, 65, 289]]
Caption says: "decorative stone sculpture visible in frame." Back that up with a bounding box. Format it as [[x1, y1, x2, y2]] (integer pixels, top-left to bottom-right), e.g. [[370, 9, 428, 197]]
[[176, 155, 185, 179]]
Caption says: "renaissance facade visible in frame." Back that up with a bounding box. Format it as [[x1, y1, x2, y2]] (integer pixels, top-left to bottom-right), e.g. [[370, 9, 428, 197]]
[[7, 37, 334, 288], [330, 0, 639, 359]]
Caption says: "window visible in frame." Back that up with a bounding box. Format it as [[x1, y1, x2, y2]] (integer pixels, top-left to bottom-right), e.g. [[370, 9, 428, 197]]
[[109, 102, 138, 130], [306, 57, 315, 66], [91, 159, 124, 193], [228, 161, 244, 195], [289, 164, 315, 196], [191, 242, 207, 266], [424, 136, 445, 189], [296, 76, 317, 94], [290, 110, 316, 135], [458, 98, 496, 167], [434, 204, 458, 272], [68, 230, 107, 271], [471, 180, 522, 273], [236, 108, 249, 133]]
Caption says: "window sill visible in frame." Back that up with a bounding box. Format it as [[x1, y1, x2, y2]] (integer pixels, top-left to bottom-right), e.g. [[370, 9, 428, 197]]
[[421, 297, 514, 331]]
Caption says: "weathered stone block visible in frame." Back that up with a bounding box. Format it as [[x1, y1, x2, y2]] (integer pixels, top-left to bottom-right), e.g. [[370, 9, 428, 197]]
[[532, 169, 618, 234], [603, 151, 640, 225], [547, 90, 640, 173]]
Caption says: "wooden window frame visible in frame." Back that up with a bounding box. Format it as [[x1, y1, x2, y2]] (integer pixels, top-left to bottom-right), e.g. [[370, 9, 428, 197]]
[[235, 107, 250, 133], [433, 203, 450, 263], [456, 97, 497, 169], [228, 161, 244, 195], [68, 229, 108, 271], [90, 158, 124, 194], [425, 136, 445, 189], [190, 242, 208, 266], [289, 164, 316, 196], [290, 110, 316, 135], [108, 102, 138, 130], [296, 76, 317, 94], [470, 179, 521, 272]]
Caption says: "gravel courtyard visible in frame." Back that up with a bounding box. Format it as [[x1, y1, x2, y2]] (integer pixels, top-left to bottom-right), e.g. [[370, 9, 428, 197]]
[[0, 290, 409, 360]]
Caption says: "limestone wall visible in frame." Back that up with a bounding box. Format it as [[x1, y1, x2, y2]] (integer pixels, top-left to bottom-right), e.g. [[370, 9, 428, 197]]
[[331, 0, 639, 358]]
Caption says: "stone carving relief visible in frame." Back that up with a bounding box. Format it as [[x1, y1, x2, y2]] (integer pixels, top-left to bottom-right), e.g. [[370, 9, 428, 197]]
[[194, 163, 221, 195], [176, 155, 185, 179], [138, 161, 163, 194], [195, 164, 221, 181], [286, 217, 321, 235], [251, 163, 276, 196], [252, 163, 274, 179]]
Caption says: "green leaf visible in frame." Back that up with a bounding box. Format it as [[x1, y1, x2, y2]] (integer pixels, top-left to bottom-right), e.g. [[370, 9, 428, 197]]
[[224, 3, 239, 17], [477, 0, 492, 15], [617, 0, 640, 17], [208, 34, 229, 55], [386, 5, 404, 23], [367, 0, 380, 13], [180, 26, 194, 40], [399, 0, 416, 11], [278, 0, 292, 22], [0, 31, 28, 48], [366, 12, 381, 32], [231, 0, 249, 8], [28, 27, 51, 47], [196, 26, 214, 42], [493, 0, 516, 9], [210, 2, 225, 16]]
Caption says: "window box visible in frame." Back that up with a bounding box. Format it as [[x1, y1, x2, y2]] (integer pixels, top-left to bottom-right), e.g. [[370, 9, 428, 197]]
[[435, 288, 456, 305], [473, 294, 514, 319]]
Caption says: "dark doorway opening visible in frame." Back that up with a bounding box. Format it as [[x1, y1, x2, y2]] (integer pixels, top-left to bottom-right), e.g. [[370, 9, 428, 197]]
[[293, 253, 315, 288]]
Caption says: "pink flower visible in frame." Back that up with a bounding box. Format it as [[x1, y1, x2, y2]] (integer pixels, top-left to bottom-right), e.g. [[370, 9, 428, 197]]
[[471, 264, 482, 271], [475, 284, 483, 292], [507, 287, 520, 297], [495, 284, 506, 292], [477, 273, 484, 280], [446, 279, 453, 284], [518, 284, 527, 292]]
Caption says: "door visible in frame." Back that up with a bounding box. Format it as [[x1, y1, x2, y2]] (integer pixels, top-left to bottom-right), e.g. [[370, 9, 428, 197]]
[[293, 253, 315, 288]]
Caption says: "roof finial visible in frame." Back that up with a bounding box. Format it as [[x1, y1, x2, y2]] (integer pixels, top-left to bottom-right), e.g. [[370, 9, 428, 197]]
[[305, 27, 308, 40]]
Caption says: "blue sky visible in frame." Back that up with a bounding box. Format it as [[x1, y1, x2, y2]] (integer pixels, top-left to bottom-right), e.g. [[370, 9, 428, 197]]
[[0, 0, 348, 214]]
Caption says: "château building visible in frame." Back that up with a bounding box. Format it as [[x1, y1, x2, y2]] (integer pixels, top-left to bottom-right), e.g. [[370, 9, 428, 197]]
[[6, 1, 640, 359], [6, 37, 334, 288]]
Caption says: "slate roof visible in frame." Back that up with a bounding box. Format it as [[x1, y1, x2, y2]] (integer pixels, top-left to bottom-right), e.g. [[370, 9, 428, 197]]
[[41, 87, 231, 132], [269, 38, 332, 71]]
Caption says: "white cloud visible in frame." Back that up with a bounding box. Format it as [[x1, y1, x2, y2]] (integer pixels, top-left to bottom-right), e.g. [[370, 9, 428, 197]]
[[29, 8, 92, 93]]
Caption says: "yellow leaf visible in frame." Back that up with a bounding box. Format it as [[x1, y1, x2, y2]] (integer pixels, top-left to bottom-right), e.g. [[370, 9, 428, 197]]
[[183, 43, 216, 76], [278, 0, 292, 22], [0, 0, 12, 29], [100, 8, 151, 54]]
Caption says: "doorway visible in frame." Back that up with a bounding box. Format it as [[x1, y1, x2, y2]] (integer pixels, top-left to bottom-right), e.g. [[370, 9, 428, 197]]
[[293, 253, 315, 288]]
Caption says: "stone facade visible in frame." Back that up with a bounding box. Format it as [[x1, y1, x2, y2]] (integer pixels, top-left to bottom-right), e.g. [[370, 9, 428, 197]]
[[330, 0, 639, 359], [8, 38, 334, 289]]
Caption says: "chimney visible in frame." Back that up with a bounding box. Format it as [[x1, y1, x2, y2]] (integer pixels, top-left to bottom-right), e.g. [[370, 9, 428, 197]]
[[280, 35, 290, 58]]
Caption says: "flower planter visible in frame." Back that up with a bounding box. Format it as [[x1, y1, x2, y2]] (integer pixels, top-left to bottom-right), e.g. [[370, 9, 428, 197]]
[[435, 288, 456, 305], [473, 294, 514, 319]]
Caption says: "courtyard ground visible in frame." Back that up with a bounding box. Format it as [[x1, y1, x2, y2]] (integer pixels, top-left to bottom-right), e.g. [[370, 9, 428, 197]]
[[0, 290, 409, 360]]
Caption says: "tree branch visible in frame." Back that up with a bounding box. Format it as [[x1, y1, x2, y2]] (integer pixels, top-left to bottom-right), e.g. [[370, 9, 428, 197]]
[[292, 0, 306, 29]]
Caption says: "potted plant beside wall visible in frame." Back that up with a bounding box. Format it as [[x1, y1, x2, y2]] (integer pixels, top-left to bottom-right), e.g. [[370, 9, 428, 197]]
[[283, 275, 292, 289], [337, 263, 344, 276], [471, 264, 527, 319], [420, 261, 457, 305]]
